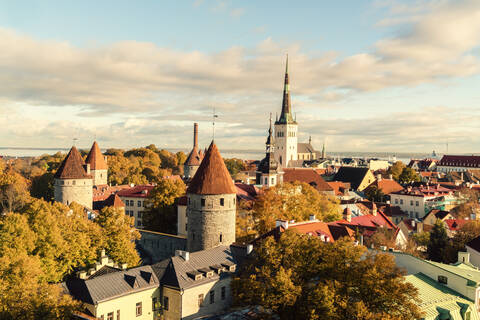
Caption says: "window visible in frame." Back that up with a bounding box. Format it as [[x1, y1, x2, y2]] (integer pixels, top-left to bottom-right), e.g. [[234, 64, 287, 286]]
[[163, 296, 169, 311], [210, 290, 215, 304], [137, 200, 142, 207], [138, 211, 143, 218], [271, 177, 275, 184], [220, 233, 223, 242], [185, 223, 187, 231], [438, 275, 448, 284], [107, 312, 113, 320], [221, 286, 226, 300], [136, 302, 142, 316], [220, 198, 224, 206], [152, 297, 157, 311], [233, 198, 235, 205], [415, 201, 419, 206], [400, 199, 403, 205], [410, 200, 414, 206], [264, 177, 268, 185], [201, 199, 206, 207], [198, 294, 204, 307], [117, 310, 120, 320], [72, 180, 76, 185], [395, 199, 398, 204], [137, 220, 142, 227]]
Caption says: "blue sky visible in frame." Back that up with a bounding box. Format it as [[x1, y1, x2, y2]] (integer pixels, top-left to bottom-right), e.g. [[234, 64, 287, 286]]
[[0, 0, 479, 153]]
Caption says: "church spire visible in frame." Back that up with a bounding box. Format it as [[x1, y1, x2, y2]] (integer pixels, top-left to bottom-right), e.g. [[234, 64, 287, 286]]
[[276, 54, 296, 125]]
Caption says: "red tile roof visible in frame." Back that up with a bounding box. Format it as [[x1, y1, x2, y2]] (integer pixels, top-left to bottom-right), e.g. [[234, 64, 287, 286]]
[[444, 219, 468, 232], [117, 185, 155, 198], [185, 146, 202, 166], [334, 205, 398, 231], [187, 141, 236, 195], [235, 183, 260, 201], [327, 181, 349, 196], [92, 185, 131, 201], [391, 184, 452, 197], [288, 221, 335, 242], [439, 155, 480, 168], [85, 141, 108, 170], [367, 179, 404, 195], [283, 168, 333, 192], [54, 146, 92, 179]]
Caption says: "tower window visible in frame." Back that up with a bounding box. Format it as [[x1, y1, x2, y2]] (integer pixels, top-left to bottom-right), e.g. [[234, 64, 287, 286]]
[[210, 291, 215, 304], [201, 199, 205, 207], [72, 180, 76, 185], [220, 233, 223, 242], [220, 198, 224, 206]]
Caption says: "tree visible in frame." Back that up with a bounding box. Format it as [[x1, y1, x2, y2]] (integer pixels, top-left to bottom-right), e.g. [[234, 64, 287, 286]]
[[232, 232, 422, 320], [427, 220, 449, 262], [30, 172, 55, 201], [451, 188, 480, 219], [388, 161, 406, 181], [142, 178, 186, 234], [399, 167, 420, 184], [0, 168, 31, 214], [364, 185, 385, 202], [224, 158, 246, 179], [253, 182, 341, 235], [95, 207, 141, 267]]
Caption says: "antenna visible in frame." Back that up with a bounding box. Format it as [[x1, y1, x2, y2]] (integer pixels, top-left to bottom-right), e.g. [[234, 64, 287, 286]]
[[446, 138, 449, 154], [212, 107, 218, 141]]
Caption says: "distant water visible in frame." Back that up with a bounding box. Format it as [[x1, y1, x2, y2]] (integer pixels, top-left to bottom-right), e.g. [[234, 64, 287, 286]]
[[0, 147, 438, 164]]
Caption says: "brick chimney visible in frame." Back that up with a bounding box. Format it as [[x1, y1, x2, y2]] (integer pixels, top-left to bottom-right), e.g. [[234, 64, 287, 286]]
[[193, 122, 199, 148], [343, 207, 352, 222]]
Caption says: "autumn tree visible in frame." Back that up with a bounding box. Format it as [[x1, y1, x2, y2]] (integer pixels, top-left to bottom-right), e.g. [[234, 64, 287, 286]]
[[387, 161, 406, 181], [236, 199, 257, 243], [364, 185, 385, 202], [399, 167, 421, 184], [232, 232, 422, 320], [0, 168, 31, 214], [253, 182, 341, 235], [143, 178, 186, 234], [224, 158, 246, 179], [451, 188, 480, 219], [95, 206, 141, 267]]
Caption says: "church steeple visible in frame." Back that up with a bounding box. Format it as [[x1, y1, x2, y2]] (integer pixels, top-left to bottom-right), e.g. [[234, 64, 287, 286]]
[[276, 55, 296, 125]]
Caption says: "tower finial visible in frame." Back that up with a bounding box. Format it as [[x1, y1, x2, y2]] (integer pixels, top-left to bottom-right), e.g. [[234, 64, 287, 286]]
[[285, 53, 288, 74], [212, 107, 218, 141]]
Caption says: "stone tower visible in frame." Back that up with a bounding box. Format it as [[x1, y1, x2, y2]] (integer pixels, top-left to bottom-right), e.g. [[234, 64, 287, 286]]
[[85, 141, 108, 186], [54, 146, 93, 209], [184, 123, 202, 179], [274, 55, 298, 168], [186, 141, 236, 252], [256, 114, 282, 187]]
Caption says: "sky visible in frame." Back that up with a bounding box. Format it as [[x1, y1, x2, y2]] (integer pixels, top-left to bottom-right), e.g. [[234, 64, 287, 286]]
[[0, 0, 480, 154]]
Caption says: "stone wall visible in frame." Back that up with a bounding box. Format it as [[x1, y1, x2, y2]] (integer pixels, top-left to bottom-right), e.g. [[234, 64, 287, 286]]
[[187, 193, 236, 252], [137, 230, 187, 264], [54, 178, 93, 209], [91, 169, 108, 186], [184, 165, 199, 179]]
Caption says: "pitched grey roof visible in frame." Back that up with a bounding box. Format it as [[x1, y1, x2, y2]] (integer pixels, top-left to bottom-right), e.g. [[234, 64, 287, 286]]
[[64, 265, 159, 304], [297, 143, 315, 154], [155, 245, 243, 290]]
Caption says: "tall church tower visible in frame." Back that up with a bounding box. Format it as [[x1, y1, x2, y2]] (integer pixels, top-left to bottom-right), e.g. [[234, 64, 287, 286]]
[[186, 141, 236, 252], [274, 56, 298, 168], [256, 115, 282, 187], [85, 141, 108, 186], [54, 146, 93, 209]]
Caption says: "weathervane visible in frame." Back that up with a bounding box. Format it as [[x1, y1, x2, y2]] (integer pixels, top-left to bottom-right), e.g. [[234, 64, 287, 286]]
[[212, 107, 218, 141], [73, 137, 78, 147]]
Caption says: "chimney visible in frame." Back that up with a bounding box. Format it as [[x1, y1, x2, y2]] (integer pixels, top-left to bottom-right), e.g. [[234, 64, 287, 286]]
[[343, 208, 352, 222], [458, 251, 470, 264], [175, 250, 190, 261], [275, 219, 289, 229], [377, 174, 382, 181], [193, 123, 199, 148], [372, 203, 377, 216]]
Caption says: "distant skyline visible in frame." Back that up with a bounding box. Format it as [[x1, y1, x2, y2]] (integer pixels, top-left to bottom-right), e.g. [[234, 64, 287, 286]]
[[1, 0, 480, 153]]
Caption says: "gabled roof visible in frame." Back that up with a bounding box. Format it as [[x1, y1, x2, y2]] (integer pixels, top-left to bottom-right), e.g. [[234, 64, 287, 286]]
[[287, 221, 334, 242], [297, 143, 315, 154], [444, 219, 468, 232], [54, 146, 91, 179], [334, 167, 371, 190], [334, 204, 398, 231], [439, 155, 480, 168], [187, 141, 236, 195], [283, 168, 333, 192], [85, 141, 107, 170], [64, 265, 158, 305], [423, 209, 451, 221], [117, 185, 155, 198], [366, 179, 403, 194], [93, 193, 125, 211]]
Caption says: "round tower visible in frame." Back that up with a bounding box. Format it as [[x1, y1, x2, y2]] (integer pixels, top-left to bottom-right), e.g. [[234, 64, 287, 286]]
[[186, 141, 236, 252], [184, 123, 202, 179], [54, 146, 93, 209], [85, 141, 108, 186]]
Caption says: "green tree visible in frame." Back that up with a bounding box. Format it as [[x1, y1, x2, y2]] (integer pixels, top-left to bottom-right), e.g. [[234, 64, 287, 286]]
[[399, 167, 420, 184], [232, 232, 422, 320], [427, 220, 449, 262], [387, 161, 406, 181], [30, 172, 55, 201], [143, 178, 186, 234], [95, 207, 141, 267], [224, 158, 246, 179], [364, 185, 385, 202], [253, 182, 341, 235]]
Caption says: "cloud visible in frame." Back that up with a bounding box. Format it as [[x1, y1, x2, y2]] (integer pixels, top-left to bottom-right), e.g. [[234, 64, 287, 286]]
[[230, 8, 245, 17], [1, 0, 480, 151]]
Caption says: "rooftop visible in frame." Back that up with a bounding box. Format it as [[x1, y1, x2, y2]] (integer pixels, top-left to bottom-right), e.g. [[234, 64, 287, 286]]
[[85, 141, 107, 170], [54, 146, 92, 180]]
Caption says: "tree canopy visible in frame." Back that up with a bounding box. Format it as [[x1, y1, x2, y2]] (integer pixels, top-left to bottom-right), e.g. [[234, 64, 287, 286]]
[[253, 182, 341, 235], [232, 231, 422, 320]]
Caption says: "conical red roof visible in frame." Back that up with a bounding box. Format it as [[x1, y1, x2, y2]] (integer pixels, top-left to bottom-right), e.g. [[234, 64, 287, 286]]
[[185, 146, 202, 166], [85, 141, 108, 170], [187, 141, 236, 195], [55, 146, 91, 179]]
